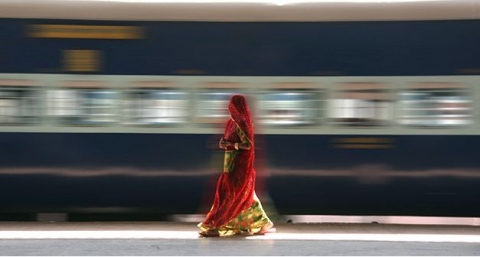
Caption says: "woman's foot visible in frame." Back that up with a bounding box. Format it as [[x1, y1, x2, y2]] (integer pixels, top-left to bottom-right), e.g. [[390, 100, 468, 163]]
[[254, 222, 275, 235], [198, 230, 220, 237]]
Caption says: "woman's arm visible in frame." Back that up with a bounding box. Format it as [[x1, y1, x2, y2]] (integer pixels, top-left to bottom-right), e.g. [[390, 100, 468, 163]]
[[226, 140, 251, 150], [219, 137, 251, 150]]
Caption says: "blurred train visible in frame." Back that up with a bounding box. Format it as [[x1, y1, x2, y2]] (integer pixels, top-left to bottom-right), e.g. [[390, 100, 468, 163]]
[[1, 0, 480, 221]]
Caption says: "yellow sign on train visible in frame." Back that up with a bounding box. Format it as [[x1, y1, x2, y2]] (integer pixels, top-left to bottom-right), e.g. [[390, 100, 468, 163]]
[[63, 50, 102, 72], [27, 24, 144, 39]]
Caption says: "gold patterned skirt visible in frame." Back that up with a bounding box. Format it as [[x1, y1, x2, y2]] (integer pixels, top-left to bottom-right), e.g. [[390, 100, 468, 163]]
[[198, 193, 273, 236]]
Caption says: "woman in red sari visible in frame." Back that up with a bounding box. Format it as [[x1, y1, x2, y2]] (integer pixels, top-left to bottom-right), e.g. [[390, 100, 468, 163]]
[[198, 95, 274, 237]]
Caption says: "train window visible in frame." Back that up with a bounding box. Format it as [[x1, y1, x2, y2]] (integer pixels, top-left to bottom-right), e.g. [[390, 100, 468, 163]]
[[398, 83, 472, 127], [48, 81, 116, 125], [0, 80, 40, 125], [258, 84, 322, 126], [123, 83, 188, 125], [329, 83, 392, 126], [194, 83, 242, 124]]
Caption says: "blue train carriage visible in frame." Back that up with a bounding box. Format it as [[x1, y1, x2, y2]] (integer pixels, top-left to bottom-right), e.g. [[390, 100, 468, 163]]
[[0, 0, 479, 220]]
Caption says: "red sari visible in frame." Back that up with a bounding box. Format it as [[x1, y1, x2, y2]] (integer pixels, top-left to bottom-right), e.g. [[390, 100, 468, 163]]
[[199, 95, 272, 236]]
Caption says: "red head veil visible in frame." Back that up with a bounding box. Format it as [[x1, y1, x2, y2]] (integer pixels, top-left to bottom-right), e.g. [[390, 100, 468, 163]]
[[201, 95, 257, 229], [228, 94, 254, 145]]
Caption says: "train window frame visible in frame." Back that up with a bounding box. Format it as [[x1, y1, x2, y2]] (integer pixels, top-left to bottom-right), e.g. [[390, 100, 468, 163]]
[[0, 79, 41, 126], [122, 81, 189, 126], [193, 82, 243, 125], [257, 82, 323, 127], [48, 81, 117, 126], [398, 82, 472, 127], [328, 83, 393, 127]]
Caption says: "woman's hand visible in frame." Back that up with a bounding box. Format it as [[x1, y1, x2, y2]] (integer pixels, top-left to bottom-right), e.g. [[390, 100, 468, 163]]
[[219, 137, 228, 149], [219, 137, 236, 149]]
